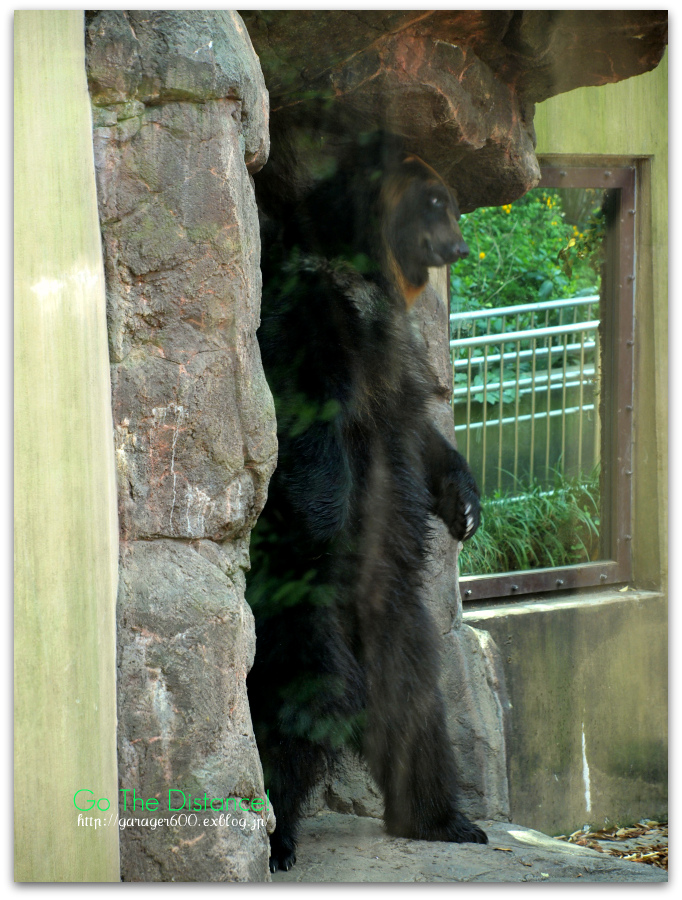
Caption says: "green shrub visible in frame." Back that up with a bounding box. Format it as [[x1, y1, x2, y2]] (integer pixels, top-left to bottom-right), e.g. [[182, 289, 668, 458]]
[[450, 188, 604, 315], [459, 468, 601, 576]]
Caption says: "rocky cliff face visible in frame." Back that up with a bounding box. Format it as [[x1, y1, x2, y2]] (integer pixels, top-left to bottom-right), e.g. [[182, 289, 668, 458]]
[[86, 10, 276, 881], [241, 10, 667, 211]]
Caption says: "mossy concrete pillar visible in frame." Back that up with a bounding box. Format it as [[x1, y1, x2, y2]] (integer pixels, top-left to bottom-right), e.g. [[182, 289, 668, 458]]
[[14, 10, 120, 881]]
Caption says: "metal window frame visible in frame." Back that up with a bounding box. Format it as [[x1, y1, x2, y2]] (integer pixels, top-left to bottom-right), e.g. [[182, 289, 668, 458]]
[[460, 164, 636, 602]]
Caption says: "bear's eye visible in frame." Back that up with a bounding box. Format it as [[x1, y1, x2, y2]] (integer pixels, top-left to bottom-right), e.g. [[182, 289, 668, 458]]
[[430, 195, 444, 208]]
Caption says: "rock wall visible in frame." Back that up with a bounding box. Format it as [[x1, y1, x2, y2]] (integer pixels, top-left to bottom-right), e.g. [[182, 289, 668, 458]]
[[86, 11, 276, 881], [241, 10, 667, 211], [416, 274, 511, 822]]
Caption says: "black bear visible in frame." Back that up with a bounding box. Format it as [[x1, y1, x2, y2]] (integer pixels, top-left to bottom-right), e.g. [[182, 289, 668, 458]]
[[247, 134, 486, 873]]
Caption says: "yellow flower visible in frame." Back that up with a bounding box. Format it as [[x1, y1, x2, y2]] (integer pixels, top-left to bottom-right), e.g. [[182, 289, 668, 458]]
[[479, 251, 486, 260], [501, 204, 512, 214]]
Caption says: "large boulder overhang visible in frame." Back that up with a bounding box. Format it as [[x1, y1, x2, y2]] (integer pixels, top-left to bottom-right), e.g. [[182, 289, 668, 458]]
[[241, 10, 668, 210]]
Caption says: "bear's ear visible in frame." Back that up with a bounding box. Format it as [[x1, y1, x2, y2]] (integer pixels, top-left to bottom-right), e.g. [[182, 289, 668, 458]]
[[400, 153, 442, 185]]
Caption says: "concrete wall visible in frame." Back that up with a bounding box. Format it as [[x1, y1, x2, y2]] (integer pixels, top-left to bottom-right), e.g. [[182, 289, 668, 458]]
[[14, 11, 120, 881], [465, 591, 667, 834], [534, 50, 668, 593], [464, 53, 668, 836]]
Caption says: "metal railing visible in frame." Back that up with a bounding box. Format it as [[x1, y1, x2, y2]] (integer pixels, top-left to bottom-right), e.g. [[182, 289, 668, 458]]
[[450, 295, 600, 494]]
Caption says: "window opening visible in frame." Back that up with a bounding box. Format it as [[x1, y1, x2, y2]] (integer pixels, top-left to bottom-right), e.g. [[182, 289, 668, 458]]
[[451, 166, 635, 601]]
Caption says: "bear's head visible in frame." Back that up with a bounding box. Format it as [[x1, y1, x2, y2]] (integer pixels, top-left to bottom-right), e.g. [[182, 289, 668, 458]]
[[380, 154, 469, 306], [266, 131, 468, 308]]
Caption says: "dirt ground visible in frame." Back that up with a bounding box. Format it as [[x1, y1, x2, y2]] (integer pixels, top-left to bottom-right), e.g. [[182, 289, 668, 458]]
[[271, 811, 668, 883]]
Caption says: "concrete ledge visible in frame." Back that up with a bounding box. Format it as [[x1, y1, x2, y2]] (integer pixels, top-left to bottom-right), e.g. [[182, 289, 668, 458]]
[[463, 588, 663, 621], [463, 589, 667, 835]]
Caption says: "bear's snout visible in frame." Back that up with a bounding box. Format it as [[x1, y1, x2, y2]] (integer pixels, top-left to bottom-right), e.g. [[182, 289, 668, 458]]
[[442, 238, 469, 262]]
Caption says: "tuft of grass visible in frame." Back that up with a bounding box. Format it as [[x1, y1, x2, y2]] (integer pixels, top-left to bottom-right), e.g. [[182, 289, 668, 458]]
[[459, 468, 600, 576]]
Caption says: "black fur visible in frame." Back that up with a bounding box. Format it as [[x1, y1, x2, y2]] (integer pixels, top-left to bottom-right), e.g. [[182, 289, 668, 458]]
[[247, 136, 486, 873]]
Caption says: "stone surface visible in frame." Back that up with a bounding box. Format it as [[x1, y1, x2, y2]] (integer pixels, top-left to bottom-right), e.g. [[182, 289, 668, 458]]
[[116, 540, 273, 881], [87, 10, 269, 171], [414, 279, 463, 637], [91, 91, 276, 541], [324, 751, 384, 820], [483, 10, 668, 103], [441, 625, 511, 820], [242, 10, 667, 210], [271, 811, 667, 882], [417, 274, 510, 823], [86, 10, 277, 881]]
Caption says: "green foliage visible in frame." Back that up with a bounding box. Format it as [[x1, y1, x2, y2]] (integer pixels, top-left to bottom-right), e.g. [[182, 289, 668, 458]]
[[558, 206, 607, 281], [450, 189, 606, 576], [459, 467, 601, 576], [246, 518, 336, 617], [450, 188, 603, 314], [277, 675, 367, 746]]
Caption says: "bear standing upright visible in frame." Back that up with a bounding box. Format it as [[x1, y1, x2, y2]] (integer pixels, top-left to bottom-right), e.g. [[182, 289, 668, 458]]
[[246, 134, 487, 872]]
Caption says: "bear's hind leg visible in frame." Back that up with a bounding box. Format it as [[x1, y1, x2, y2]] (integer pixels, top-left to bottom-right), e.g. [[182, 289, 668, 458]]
[[386, 692, 488, 845], [262, 738, 330, 872], [362, 601, 488, 845], [248, 605, 365, 872]]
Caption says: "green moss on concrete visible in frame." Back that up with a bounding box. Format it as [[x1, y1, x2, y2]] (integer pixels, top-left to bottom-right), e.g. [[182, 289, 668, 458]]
[[606, 739, 667, 784]]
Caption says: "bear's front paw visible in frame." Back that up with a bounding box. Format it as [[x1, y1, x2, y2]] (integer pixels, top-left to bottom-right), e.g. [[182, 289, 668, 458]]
[[436, 471, 480, 543], [461, 497, 479, 541]]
